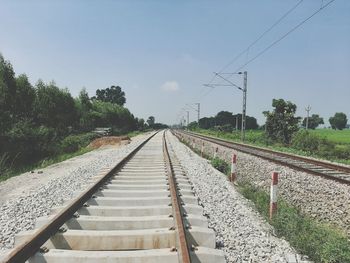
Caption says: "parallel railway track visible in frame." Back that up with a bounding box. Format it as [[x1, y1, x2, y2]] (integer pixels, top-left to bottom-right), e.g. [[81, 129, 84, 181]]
[[174, 130, 350, 185], [2, 131, 224, 263]]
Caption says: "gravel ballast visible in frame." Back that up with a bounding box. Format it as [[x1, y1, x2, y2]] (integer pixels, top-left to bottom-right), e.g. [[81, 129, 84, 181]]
[[0, 133, 152, 253], [166, 131, 309, 263], [178, 132, 350, 237]]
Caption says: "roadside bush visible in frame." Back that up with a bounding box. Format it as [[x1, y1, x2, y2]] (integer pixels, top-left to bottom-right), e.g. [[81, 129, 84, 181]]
[[332, 145, 350, 160], [211, 158, 230, 175], [221, 124, 233, 133], [291, 130, 323, 152], [60, 133, 97, 153], [2, 121, 58, 165], [318, 141, 336, 158], [112, 127, 131, 136]]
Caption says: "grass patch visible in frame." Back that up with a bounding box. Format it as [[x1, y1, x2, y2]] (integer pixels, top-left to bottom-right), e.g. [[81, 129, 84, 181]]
[[126, 130, 144, 137], [211, 157, 230, 175], [311, 129, 350, 145], [238, 182, 350, 263]]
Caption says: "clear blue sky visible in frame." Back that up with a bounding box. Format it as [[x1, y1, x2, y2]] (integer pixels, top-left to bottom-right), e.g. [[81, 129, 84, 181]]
[[1, 0, 349, 126]]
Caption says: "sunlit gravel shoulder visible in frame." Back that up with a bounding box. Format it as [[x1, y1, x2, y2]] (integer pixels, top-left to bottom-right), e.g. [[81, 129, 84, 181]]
[[166, 131, 309, 263], [0, 133, 151, 253]]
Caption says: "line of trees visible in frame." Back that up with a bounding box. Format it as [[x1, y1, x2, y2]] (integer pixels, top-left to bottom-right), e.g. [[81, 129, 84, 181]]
[[188, 111, 259, 132], [185, 98, 348, 157], [146, 116, 168, 129], [264, 99, 348, 145], [301, 112, 348, 130], [263, 98, 350, 160], [0, 54, 155, 169]]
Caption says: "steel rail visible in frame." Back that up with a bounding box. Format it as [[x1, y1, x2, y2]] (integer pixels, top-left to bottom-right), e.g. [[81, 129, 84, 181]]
[[163, 132, 192, 263], [175, 130, 350, 185], [2, 131, 159, 263]]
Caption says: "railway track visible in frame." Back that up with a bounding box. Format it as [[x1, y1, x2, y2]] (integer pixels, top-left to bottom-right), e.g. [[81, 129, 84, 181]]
[[2, 131, 225, 263], [174, 130, 350, 185]]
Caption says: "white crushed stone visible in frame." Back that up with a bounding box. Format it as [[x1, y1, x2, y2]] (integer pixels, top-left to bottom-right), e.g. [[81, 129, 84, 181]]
[[0, 133, 152, 252], [166, 131, 310, 263], [181, 133, 350, 237]]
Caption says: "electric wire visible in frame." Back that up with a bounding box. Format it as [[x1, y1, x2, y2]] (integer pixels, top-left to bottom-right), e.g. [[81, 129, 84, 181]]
[[218, 0, 304, 73], [182, 0, 336, 123], [233, 0, 336, 73], [199, 0, 305, 100]]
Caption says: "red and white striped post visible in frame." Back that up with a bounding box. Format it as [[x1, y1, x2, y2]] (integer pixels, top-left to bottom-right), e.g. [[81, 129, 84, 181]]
[[213, 147, 218, 159], [230, 153, 237, 182], [269, 171, 279, 220]]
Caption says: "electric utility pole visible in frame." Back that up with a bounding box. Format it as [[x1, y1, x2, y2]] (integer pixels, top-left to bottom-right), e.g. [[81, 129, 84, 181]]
[[206, 71, 248, 142], [195, 103, 200, 123], [305, 105, 311, 130], [186, 103, 200, 123], [241, 71, 247, 141], [186, 111, 189, 128]]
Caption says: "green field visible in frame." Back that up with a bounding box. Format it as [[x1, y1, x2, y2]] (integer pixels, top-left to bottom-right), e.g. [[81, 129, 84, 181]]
[[311, 129, 350, 145]]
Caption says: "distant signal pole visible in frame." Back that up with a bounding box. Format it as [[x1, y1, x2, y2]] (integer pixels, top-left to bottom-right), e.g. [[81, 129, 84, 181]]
[[305, 105, 311, 130], [186, 111, 189, 128], [186, 103, 200, 123], [195, 103, 200, 123]]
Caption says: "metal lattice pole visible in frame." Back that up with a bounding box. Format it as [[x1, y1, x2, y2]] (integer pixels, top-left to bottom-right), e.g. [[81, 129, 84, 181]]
[[241, 71, 247, 141]]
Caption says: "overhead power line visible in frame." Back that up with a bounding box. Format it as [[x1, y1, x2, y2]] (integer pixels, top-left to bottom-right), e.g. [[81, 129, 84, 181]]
[[195, 0, 336, 105], [218, 0, 304, 74], [233, 0, 336, 73], [199, 0, 305, 100]]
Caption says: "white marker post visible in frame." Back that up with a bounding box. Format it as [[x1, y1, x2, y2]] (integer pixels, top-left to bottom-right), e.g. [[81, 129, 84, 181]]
[[270, 172, 279, 220], [230, 153, 237, 182], [201, 142, 204, 157], [213, 147, 218, 159]]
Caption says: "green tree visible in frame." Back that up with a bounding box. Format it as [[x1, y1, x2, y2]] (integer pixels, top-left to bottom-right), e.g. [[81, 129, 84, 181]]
[[136, 118, 146, 131], [75, 88, 94, 131], [93, 86, 126, 106], [329, 112, 348, 130], [215, 111, 234, 126], [152, 123, 168, 129], [34, 80, 78, 134], [0, 54, 17, 133], [90, 100, 136, 133], [199, 117, 216, 129], [147, 116, 155, 127], [263, 99, 300, 144], [79, 88, 92, 111], [302, 114, 324, 129], [198, 112, 258, 130], [14, 74, 35, 119], [187, 121, 198, 130]]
